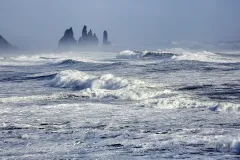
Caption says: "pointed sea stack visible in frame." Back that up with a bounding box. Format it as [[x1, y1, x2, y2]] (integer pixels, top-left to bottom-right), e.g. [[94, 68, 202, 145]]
[[103, 30, 111, 46], [93, 33, 99, 45], [58, 27, 77, 49], [78, 25, 99, 47], [0, 35, 16, 52], [78, 25, 88, 44], [88, 29, 93, 37]]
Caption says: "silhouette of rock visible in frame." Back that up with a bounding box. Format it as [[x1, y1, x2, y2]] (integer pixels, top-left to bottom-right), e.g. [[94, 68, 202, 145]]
[[78, 25, 99, 47], [58, 27, 77, 49], [103, 30, 111, 46], [88, 29, 93, 37], [58, 25, 111, 50], [82, 25, 88, 38], [93, 33, 99, 45], [0, 35, 16, 52]]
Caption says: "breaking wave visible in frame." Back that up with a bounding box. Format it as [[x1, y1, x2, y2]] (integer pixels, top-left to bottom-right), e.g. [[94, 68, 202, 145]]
[[0, 69, 239, 114], [23, 72, 58, 80], [48, 70, 173, 101], [172, 50, 240, 63], [139, 96, 240, 113], [0, 55, 60, 66], [47, 70, 240, 113], [116, 50, 174, 59], [215, 138, 240, 154], [117, 48, 240, 63], [56, 59, 83, 65], [49, 70, 130, 90], [0, 54, 108, 66]]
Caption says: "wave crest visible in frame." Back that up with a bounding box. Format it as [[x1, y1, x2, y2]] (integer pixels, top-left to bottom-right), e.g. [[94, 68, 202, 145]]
[[116, 50, 174, 59], [117, 48, 240, 63], [50, 70, 129, 90]]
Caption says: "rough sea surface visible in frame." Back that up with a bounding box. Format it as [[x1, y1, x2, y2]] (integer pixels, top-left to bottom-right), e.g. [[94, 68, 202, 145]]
[[0, 48, 240, 159]]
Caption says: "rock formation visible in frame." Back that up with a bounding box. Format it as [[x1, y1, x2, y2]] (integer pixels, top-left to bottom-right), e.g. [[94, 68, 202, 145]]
[[0, 35, 16, 52], [58, 25, 111, 50], [58, 27, 77, 49], [82, 25, 88, 38], [93, 33, 99, 45], [78, 25, 99, 46], [103, 30, 111, 46]]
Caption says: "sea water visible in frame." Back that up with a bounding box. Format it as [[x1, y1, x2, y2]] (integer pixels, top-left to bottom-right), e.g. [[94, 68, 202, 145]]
[[0, 48, 239, 159]]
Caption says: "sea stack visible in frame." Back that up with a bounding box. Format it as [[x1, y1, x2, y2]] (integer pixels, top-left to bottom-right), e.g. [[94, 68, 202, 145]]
[[58, 27, 77, 49], [103, 30, 111, 46], [78, 25, 99, 46], [0, 34, 16, 52]]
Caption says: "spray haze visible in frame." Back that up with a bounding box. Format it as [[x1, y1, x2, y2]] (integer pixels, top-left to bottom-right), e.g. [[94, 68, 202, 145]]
[[0, 0, 240, 51]]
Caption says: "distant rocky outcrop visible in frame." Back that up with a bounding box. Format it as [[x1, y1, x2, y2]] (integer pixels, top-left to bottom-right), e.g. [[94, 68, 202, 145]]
[[0, 35, 16, 52], [58, 27, 77, 49], [103, 30, 111, 46], [58, 25, 111, 50], [78, 25, 99, 46]]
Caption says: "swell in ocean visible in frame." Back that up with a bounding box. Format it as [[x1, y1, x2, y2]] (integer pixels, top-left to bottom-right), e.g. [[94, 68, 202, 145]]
[[0, 48, 239, 159]]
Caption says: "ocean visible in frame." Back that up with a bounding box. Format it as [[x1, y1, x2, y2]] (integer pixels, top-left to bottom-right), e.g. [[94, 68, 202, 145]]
[[0, 48, 239, 159]]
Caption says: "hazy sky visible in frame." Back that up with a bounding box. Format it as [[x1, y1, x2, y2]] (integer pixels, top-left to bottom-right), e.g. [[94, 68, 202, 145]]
[[0, 0, 240, 49]]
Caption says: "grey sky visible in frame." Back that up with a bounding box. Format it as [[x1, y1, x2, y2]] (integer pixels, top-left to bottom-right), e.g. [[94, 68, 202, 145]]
[[0, 0, 240, 49]]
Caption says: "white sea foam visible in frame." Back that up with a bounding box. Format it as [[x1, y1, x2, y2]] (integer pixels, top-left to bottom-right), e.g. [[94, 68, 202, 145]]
[[215, 138, 240, 154], [0, 92, 91, 104], [0, 53, 110, 66], [117, 48, 240, 63], [139, 95, 240, 113], [0, 94, 58, 104], [48, 70, 240, 113], [172, 50, 236, 63], [49, 70, 167, 101], [116, 50, 173, 59], [50, 70, 129, 90], [116, 50, 144, 59], [1, 69, 238, 114], [162, 48, 240, 63], [1, 48, 239, 159]]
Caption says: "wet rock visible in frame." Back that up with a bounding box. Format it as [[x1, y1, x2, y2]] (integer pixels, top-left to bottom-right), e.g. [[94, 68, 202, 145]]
[[88, 29, 93, 37], [0, 35, 16, 52], [103, 30, 111, 46], [58, 27, 77, 49], [78, 25, 99, 46]]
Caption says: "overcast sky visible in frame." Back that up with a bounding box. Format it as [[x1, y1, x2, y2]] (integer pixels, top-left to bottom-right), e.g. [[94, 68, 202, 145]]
[[0, 0, 240, 49]]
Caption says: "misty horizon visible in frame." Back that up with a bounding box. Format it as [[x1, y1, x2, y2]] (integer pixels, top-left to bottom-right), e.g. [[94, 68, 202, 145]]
[[1, 0, 240, 50]]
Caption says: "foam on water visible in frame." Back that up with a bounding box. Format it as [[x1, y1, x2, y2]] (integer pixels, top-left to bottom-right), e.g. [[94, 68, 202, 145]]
[[48, 70, 240, 113], [140, 95, 240, 113], [26, 71, 57, 77], [50, 70, 129, 90], [0, 53, 111, 66], [0, 68, 239, 114], [172, 51, 239, 63], [0, 93, 73, 104], [0, 49, 240, 159], [212, 137, 240, 154], [49, 70, 169, 101], [116, 50, 141, 59], [166, 48, 240, 63], [117, 48, 240, 63], [116, 50, 174, 59], [0, 55, 60, 66]]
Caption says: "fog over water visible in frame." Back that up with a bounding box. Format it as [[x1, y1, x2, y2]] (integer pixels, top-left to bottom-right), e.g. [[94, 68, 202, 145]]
[[1, 0, 240, 50]]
